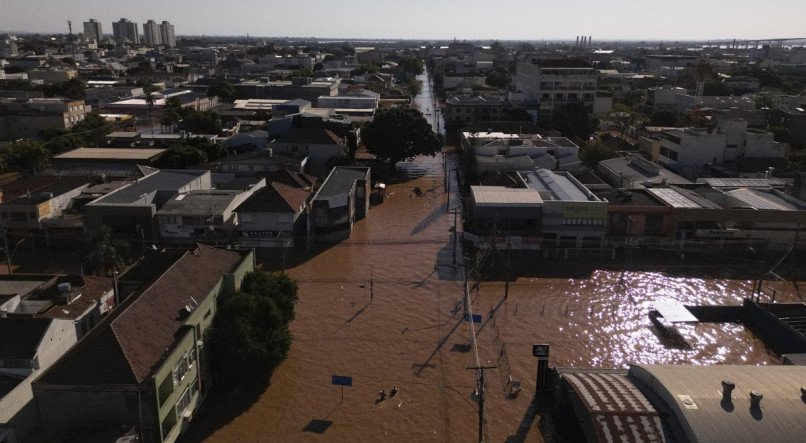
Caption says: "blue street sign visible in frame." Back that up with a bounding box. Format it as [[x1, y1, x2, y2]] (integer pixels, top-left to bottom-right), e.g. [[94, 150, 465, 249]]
[[331, 375, 353, 387], [463, 313, 482, 323]]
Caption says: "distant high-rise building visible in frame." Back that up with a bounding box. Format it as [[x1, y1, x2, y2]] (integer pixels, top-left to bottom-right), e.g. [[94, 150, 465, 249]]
[[82, 19, 102, 44], [112, 18, 139, 44], [143, 20, 162, 47], [160, 21, 176, 48]]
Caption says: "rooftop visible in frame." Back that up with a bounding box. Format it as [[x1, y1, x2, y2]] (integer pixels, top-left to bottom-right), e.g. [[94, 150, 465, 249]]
[[36, 246, 246, 385], [274, 128, 342, 145], [92, 170, 208, 205], [520, 169, 595, 202], [157, 190, 243, 216], [0, 317, 53, 360], [470, 186, 543, 207], [236, 182, 309, 213], [53, 148, 166, 162], [314, 166, 370, 200], [630, 364, 806, 443], [0, 175, 99, 203]]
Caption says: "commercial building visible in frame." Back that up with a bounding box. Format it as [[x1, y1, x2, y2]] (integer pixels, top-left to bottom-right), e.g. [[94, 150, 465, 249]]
[[557, 364, 806, 443], [657, 119, 786, 178], [309, 166, 370, 240], [233, 77, 340, 103], [32, 246, 255, 443], [596, 155, 692, 189], [468, 169, 607, 248], [460, 130, 581, 174], [112, 18, 140, 45], [271, 128, 345, 177], [0, 175, 97, 232], [0, 98, 90, 141], [82, 19, 102, 44], [236, 181, 312, 248], [513, 58, 597, 122]]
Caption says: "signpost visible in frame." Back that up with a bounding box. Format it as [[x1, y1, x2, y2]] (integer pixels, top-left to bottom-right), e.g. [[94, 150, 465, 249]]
[[463, 313, 482, 324], [331, 374, 352, 402], [532, 344, 550, 392]]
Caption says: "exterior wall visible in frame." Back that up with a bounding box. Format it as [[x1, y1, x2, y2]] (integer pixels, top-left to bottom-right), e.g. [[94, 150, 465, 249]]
[[659, 132, 726, 176], [513, 61, 596, 122], [239, 210, 302, 248], [442, 76, 487, 89], [0, 319, 78, 441], [33, 387, 158, 442], [316, 96, 377, 109], [272, 142, 343, 177], [0, 184, 90, 230]]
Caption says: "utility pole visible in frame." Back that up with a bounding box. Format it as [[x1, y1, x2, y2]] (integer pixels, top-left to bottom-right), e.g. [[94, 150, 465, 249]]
[[453, 210, 459, 264], [505, 236, 510, 298], [467, 364, 496, 443]]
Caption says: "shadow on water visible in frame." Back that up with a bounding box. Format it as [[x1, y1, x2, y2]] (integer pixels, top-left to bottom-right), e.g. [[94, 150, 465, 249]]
[[177, 376, 271, 443]]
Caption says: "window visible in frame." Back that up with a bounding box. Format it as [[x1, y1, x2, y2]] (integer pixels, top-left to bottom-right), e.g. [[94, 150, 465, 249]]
[[175, 386, 192, 417], [172, 349, 196, 386]]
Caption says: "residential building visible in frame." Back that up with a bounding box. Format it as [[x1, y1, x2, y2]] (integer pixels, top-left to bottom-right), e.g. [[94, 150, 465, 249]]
[[156, 186, 263, 243], [0, 98, 90, 141], [143, 20, 162, 47], [444, 94, 509, 128], [596, 155, 692, 189], [217, 149, 307, 176], [0, 175, 97, 232], [102, 89, 218, 115], [233, 77, 340, 103], [513, 58, 597, 122], [84, 169, 212, 240], [460, 130, 581, 174], [160, 21, 176, 48], [271, 128, 345, 176], [0, 318, 78, 442], [309, 166, 371, 240], [82, 19, 102, 44], [236, 181, 312, 248], [657, 119, 786, 178], [26, 70, 78, 84], [32, 246, 255, 443], [112, 18, 140, 45]]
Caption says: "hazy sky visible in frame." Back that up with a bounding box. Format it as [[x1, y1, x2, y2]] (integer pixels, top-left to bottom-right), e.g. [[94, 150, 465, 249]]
[[2, 0, 805, 41]]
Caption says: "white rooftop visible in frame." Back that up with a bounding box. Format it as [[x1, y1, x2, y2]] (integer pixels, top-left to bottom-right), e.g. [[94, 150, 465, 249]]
[[470, 186, 543, 207]]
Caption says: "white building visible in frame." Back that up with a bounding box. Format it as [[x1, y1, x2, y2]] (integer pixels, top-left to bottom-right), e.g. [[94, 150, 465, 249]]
[[159, 21, 176, 48], [658, 119, 786, 178], [513, 58, 597, 122], [460, 131, 581, 173], [142, 20, 161, 47]]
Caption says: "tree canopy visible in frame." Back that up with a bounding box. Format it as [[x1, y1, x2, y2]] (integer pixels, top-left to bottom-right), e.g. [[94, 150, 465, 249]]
[[207, 81, 236, 103], [159, 144, 208, 169], [0, 140, 51, 173], [82, 225, 131, 277], [550, 103, 597, 140], [607, 104, 644, 136], [580, 141, 617, 169], [210, 271, 298, 381], [362, 108, 443, 165]]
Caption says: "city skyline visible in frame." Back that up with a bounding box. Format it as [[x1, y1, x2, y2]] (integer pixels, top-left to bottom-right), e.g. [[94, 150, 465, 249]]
[[2, 0, 806, 41]]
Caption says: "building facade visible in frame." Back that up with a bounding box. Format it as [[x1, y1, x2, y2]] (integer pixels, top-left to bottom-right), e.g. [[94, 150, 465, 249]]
[[112, 18, 140, 45], [82, 19, 102, 44], [513, 58, 597, 122]]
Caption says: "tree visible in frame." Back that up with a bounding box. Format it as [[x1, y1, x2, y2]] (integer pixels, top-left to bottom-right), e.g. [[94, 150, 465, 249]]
[[608, 104, 644, 137], [768, 126, 793, 145], [209, 270, 298, 381], [159, 144, 208, 168], [363, 108, 443, 165], [0, 140, 51, 173], [83, 225, 131, 277], [406, 79, 422, 97], [180, 110, 222, 134], [650, 110, 677, 127], [580, 141, 617, 169], [207, 81, 236, 103], [550, 103, 597, 140]]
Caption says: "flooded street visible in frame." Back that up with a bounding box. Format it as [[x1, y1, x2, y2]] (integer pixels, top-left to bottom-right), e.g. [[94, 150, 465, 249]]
[[198, 150, 802, 443], [195, 70, 804, 442]]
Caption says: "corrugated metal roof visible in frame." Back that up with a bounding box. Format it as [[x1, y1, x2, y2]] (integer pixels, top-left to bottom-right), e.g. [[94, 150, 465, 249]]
[[724, 188, 804, 211], [630, 364, 806, 443], [647, 188, 702, 208], [563, 372, 665, 443], [470, 186, 543, 207]]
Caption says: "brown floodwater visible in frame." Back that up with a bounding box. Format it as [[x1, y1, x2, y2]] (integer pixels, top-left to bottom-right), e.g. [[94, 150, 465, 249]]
[[199, 153, 803, 443]]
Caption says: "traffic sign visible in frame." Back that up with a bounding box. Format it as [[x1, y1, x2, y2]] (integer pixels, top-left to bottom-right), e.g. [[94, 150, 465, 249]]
[[463, 313, 482, 324], [532, 344, 550, 359], [331, 375, 353, 386]]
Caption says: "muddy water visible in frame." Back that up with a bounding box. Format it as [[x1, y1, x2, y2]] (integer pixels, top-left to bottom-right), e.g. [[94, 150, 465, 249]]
[[202, 157, 802, 442]]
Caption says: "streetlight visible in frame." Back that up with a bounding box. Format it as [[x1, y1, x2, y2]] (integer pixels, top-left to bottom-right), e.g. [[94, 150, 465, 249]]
[[0, 229, 30, 275]]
